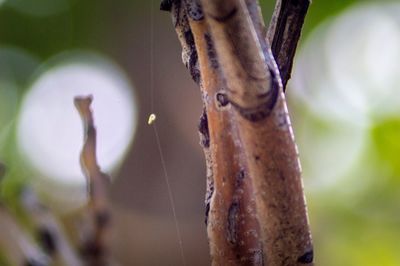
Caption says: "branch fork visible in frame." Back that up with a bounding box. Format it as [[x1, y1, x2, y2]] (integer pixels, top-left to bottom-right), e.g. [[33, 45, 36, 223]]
[[162, 0, 312, 265]]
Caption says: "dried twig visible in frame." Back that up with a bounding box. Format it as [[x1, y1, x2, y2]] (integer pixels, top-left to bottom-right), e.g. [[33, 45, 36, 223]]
[[0, 206, 50, 266], [200, 0, 275, 122], [21, 187, 83, 266], [75, 96, 111, 266], [267, 0, 310, 89], [0, 163, 50, 266]]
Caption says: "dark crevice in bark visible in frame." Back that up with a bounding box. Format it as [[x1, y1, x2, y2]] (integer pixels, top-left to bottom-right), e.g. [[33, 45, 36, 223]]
[[298, 250, 314, 264], [198, 110, 210, 148], [37, 227, 57, 256], [204, 33, 219, 69]]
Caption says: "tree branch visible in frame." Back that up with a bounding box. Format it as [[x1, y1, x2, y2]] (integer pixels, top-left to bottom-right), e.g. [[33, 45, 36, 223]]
[[199, 0, 275, 122], [21, 187, 83, 266], [267, 0, 310, 90], [194, 0, 313, 264], [0, 163, 50, 266], [162, 0, 313, 265], [0, 206, 50, 266], [184, 1, 264, 264], [164, 1, 264, 264]]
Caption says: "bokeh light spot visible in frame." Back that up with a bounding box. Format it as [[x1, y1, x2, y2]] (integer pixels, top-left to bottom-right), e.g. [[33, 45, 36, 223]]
[[291, 2, 400, 191], [17, 52, 137, 189]]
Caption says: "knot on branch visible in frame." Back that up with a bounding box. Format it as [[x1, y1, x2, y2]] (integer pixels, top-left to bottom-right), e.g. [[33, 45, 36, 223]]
[[229, 76, 279, 122]]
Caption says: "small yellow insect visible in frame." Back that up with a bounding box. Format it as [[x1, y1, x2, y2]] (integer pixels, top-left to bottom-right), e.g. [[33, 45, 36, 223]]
[[148, 113, 157, 125]]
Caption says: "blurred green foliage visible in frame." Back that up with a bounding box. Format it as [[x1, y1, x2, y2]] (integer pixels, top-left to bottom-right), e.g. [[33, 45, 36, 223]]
[[372, 118, 400, 177], [0, 252, 11, 266]]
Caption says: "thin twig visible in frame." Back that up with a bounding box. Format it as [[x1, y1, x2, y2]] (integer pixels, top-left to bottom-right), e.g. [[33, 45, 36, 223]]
[[21, 187, 83, 266], [0, 206, 50, 266], [267, 0, 310, 90], [74, 96, 112, 266], [0, 163, 50, 266]]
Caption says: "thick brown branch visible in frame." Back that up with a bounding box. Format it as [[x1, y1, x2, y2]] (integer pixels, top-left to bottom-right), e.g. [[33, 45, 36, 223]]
[[188, 7, 263, 266], [165, 1, 264, 264], [200, 0, 273, 120], [74, 96, 111, 266], [267, 0, 310, 90], [201, 0, 313, 265], [163, 0, 313, 265]]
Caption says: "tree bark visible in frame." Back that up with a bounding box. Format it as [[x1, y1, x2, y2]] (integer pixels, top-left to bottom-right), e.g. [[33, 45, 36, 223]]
[[189, 8, 263, 266], [167, 2, 264, 264], [162, 0, 313, 265]]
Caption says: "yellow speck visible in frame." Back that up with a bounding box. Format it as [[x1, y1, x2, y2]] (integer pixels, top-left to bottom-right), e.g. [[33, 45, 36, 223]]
[[148, 113, 156, 125]]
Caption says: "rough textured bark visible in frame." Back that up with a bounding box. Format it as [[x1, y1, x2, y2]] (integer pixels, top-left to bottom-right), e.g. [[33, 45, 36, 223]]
[[186, 3, 264, 265], [162, 0, 312, 265], [201, 1, 312, 265], [166, 1, 264, 264]]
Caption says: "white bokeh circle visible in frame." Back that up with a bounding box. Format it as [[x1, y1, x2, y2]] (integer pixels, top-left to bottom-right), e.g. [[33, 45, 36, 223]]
[[17, 52, 137, 187], [293, 3, 400, 124], [291, 3, 400, 190]]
